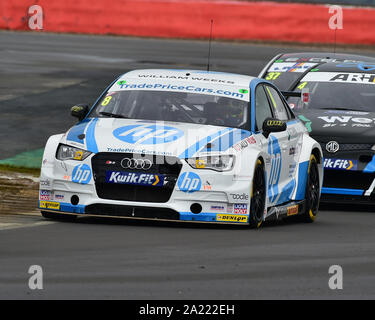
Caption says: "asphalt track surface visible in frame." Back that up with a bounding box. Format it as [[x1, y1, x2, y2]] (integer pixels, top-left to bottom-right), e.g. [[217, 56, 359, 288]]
[[1, 31, 375, 299]]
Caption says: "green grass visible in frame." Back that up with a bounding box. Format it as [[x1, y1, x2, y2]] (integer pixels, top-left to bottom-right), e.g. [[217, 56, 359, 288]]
[[0, 164, 41, 176], [0, 148, 43, 173]]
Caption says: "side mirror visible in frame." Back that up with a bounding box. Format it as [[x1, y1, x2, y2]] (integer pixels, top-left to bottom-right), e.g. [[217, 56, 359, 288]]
[[71, 104, 89, 121], [262, 118, 287, 138]]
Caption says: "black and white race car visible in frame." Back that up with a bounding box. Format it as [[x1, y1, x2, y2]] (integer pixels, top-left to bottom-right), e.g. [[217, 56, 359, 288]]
[[258, 52, 375, 91], [281, 61, 375, 204]]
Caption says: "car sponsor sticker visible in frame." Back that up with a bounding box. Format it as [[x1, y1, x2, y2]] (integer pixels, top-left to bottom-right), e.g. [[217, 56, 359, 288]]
[[106, 171, 164, 186], [227, 204, 234, 213], [113, 124, 184, 145], [302, 72, 375, 85], [39, 190, 51, 201], [336, 62, 375, 72], [268, 136, 282, 203], [217, 214, 248, 223], [39, 201, 60, 210], [177, 172, 201, 193], [210, 205, 225, 212], [203, 183, 212, 190], [230, 193, 249, 202], [40, 179, 51, 187], [287, 205, 299, 216], [232, 136, 256, 152], [111, 78, 249, 101], [324, 158, 357, 170], [268, 62, 316, 73], [72, 164, 92, 184], [234, 204, 248, 214], [318, 115, 375, 128], [54, 194, 65, 200]]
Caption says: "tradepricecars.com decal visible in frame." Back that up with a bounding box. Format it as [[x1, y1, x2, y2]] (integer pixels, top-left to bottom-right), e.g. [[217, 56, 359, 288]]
[[109, 79, 250, 101]]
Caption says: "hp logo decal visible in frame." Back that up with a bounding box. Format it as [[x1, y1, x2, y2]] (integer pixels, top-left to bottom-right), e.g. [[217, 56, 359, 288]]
[[178, 172, 201, 193], [72, 164, 92, 184], [113, 124, 184, 145], [326, 141, 339, 153], [121, 158, 152, 170]]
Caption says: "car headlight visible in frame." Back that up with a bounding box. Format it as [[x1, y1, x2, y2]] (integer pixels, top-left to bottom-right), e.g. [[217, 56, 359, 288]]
[[56, 144, 92, 161], [186, 155, 235, 172]]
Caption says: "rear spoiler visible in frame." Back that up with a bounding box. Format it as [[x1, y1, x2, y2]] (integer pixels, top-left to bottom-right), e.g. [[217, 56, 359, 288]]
[[281, 91, 302, 98]]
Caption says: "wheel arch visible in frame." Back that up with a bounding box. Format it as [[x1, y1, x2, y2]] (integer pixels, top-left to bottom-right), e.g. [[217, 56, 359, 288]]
[[40, 134, 64, 176], [311, 147, 322, 165]]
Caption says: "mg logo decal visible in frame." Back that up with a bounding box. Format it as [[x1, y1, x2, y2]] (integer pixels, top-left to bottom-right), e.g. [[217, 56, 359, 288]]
[[178, 172, 201, 193], [113, 124, 184, 145], [326, 141, 339, 153], [72, 164, 92, 184]]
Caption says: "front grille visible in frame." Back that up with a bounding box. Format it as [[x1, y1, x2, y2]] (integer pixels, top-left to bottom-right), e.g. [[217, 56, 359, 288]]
[[91, 153, 182, 203], [319, 142, 372, 154], [323, 170, 375, 189], [85, 204, 180, 220]]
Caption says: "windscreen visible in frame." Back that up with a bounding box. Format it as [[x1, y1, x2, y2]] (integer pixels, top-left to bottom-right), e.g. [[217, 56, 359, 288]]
[[89, 82, 250, 129], [288, 72, 375, 112]]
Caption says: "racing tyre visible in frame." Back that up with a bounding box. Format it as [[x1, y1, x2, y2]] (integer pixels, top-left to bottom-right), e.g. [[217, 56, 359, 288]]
[[301, 154, 320, 223], [41, 211, 77, 221], [249, 160, 266, 229]]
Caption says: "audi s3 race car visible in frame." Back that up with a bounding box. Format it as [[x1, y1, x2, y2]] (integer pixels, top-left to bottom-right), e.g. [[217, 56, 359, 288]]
[[284, 62, 375, 203], [39, 69, 323, 227], [258, 52, 375, 91]]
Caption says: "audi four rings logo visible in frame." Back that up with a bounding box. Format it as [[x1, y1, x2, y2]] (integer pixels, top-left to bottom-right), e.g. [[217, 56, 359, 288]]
[[120, 158, 153, 170], [326, 141, 339, 153]]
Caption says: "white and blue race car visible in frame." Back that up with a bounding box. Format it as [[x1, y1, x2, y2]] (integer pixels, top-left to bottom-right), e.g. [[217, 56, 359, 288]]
[[39, 69, 323, 227]]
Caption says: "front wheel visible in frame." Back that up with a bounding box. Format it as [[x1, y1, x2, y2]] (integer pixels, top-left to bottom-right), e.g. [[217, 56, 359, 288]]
[[249, 160, 266, 229], [301, 154, 320, 223]]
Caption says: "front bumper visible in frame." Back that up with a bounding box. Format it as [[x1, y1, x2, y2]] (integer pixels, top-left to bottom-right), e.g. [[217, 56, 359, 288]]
[[39, 153, 252, 225], [319, 146, 375, 203]]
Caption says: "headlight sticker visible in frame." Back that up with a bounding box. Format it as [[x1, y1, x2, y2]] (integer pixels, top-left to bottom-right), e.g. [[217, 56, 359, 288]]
[[74, 150, 84, 160]]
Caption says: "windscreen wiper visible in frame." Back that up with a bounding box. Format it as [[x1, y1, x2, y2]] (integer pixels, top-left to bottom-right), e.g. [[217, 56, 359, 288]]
[[99, 112, 128, 118]]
